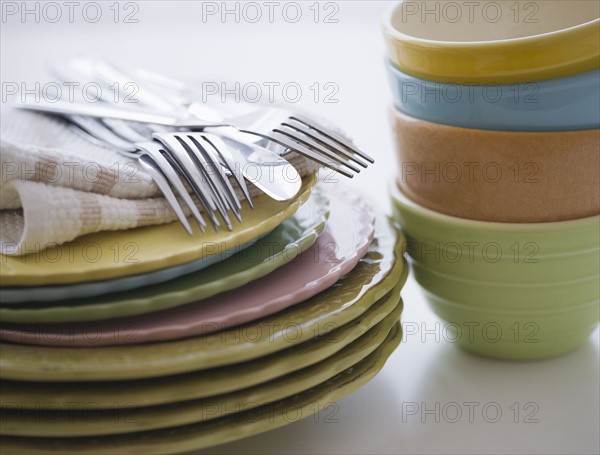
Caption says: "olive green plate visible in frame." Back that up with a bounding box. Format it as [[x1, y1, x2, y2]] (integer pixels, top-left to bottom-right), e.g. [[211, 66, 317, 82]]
[[0, 298, 402, 437], [0, 189, 329, 323], [0, 214, 406, 382], [0, 323, 401, 454], [1, 178, 316, 286], [0, 279, 405, 410]]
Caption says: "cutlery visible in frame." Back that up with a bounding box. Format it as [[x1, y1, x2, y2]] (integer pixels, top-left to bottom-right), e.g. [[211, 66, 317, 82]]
[[62, 113, 246, 233], [85, 58, 373, 176], [20, 64, 373, 179], [58, 58, 301, 202]]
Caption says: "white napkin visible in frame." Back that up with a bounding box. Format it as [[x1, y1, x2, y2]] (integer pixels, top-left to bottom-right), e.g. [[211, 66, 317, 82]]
[[0, 106, 317, 256]]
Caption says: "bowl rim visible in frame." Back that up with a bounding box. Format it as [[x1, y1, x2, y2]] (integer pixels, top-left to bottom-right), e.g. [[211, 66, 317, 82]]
[[382, 1, 600, 48], [390, 106, 600, 136], [390, 182, 600, 232], [385, 57, 600, 86]]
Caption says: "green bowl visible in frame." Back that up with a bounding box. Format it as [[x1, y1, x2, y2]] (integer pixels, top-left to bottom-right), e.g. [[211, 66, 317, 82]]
[[391, 184, 600, 360], [411, 262, 599, 311]]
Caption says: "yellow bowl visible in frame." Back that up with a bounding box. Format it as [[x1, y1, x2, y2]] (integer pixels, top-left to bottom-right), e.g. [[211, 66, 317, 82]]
[[382, 0, 600, 83]]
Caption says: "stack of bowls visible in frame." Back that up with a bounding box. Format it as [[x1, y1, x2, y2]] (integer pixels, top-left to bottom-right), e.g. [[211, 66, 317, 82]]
[[0, 178, 409, 453], [383, 0, 600, 360]]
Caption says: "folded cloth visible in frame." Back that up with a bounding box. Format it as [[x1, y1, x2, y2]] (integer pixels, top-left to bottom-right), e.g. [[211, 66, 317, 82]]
[[0, 107, 318, 256]]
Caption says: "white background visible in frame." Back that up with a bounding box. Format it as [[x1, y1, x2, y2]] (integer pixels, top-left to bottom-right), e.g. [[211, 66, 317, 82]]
[[1, 1, 598, 453]]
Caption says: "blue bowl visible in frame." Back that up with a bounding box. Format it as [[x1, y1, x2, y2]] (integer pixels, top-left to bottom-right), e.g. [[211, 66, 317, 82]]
[[386, 60, 600, 132]]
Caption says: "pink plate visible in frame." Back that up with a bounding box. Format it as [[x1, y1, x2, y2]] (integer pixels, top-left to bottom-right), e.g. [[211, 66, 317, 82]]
[[0, 188, 375, 346]]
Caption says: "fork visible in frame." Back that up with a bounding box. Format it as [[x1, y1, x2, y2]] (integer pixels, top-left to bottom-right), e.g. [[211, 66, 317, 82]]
[[68, 116, 247, 233], [46, 64, 215, 234], [47, 63, 254, 233], [62, 58, 375, 177], [22, 100, 373, 179], [59, 58, 302, 201]]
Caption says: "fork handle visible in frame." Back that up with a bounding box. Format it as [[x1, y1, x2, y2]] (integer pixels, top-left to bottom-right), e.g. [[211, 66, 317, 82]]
[[15, 100, 231, 128]]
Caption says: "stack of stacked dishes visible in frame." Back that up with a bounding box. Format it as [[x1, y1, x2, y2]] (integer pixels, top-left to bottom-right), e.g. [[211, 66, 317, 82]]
[[0, 177, 409, 454], [383, 0, 600, 360]]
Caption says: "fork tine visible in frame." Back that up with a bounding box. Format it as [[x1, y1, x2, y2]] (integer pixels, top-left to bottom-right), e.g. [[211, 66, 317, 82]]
[[262, 130, 354, 178], [185, 134, 241, 211], [160, 150, 223, 230], [175, 136, 233, 231], [137, 155, 194, 235], [154, 134, 224, 230], [136, 142, 207, 232], [186, 135, 243, 222], [171, 135, 234, 230], [202, 134, 254, 209], [289, 114, 375, 164], [67, 117, 201, 233], [281, 119, 367, 169], [278, 122, 363, 172], [154, 134, 218, 212]]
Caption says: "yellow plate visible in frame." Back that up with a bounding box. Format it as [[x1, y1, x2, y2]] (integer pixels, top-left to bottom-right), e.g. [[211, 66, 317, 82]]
[[382, 1, 600, 83], [0, 178, 315, 286], [0, 324, 401, 454]]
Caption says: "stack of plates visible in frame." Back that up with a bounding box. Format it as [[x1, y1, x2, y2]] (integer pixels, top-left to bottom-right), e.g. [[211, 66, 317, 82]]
[[0, 177, 408, 454]]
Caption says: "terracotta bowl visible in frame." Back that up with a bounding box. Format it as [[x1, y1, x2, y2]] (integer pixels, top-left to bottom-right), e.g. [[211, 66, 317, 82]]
[[391, 108, 600, 223]]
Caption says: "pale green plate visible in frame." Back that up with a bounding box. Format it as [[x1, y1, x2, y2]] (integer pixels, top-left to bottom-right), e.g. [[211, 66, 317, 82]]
[[0, 189, 329, 323], [0, 179, 316, 286], [0, 297, 402, 436], [0, 214, 407, 381], [0, 279, 405, 410], [0, 324, 401, 454]]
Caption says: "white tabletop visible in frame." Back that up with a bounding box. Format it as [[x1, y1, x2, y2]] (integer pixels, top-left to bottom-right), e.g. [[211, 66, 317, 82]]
[[1, 2, 598, 453]]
